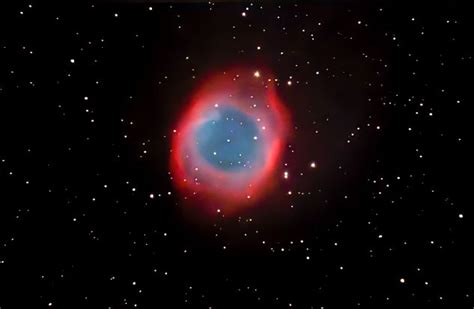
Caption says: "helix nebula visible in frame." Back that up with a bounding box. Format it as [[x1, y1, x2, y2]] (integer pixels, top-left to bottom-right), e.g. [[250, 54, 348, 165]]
[[170, 68, 290, 213]]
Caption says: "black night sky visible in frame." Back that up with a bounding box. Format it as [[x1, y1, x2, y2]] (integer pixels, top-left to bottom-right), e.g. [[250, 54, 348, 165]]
[[0, 1, 472, 308]]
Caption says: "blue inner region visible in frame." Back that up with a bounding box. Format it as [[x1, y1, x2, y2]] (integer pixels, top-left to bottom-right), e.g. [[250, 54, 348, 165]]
[[195, 106, 260, 172]]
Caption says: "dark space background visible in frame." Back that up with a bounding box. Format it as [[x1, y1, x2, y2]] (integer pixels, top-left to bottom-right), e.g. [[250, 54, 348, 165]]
[[0, 1, 472, 308]]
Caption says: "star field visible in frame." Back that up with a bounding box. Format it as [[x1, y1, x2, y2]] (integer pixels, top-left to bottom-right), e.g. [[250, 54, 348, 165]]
[[0, 1, 472, 308]]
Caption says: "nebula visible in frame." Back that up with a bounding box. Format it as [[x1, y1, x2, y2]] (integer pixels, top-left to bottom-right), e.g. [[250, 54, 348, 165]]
[[170, 68, 290, 213]]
